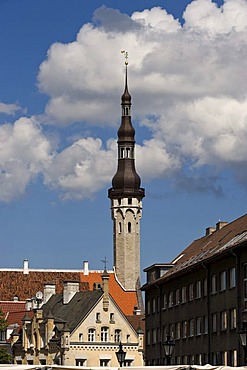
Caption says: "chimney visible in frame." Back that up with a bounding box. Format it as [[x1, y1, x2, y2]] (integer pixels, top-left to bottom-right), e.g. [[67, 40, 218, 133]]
[[44, 283, 56, 304], [83, 261, 89, 276], [101, 270, 109, 311], [63, 281, 79, 304], [205, 227, 216, 236], [216, 221, 228, 231], [133, 306, 141, 315], [23, 259, 29, 275]]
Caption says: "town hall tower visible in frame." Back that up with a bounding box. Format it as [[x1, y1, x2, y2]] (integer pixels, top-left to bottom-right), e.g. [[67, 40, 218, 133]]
[[108, 58, 145, 291]]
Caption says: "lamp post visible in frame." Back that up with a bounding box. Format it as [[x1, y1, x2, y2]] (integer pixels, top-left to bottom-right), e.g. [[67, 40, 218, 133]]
[[163, 335, 175, 365], [116, 342, 126, 367], [239, 321, 247, 365]]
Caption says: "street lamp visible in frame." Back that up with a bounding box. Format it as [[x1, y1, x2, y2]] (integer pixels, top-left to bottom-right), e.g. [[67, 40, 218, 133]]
[[163, 335, 175, 365], [116, 342, 126, 367], [239, 321, 247, 365]]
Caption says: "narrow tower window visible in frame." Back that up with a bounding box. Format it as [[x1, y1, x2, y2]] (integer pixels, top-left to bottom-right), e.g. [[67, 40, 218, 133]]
[[128, 222, 131, 233], [118, 222, 122, 233], [128, 198, 132, 205]]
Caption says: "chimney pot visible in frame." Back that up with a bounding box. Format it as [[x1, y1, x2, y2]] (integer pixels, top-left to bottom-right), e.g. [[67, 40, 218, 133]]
[[63, 281, 79, 304], [205, 227, 216, 236], [44, 283, 56, 303], [83, 261, 89, 276], [216, 221, 228, 231], [23, 259, 29, 275]]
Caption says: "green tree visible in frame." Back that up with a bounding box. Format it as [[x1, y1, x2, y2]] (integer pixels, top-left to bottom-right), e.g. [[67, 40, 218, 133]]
[[0, 309, 7, 332], [0, 309, 12, 364], [0, 348, 12, 364]]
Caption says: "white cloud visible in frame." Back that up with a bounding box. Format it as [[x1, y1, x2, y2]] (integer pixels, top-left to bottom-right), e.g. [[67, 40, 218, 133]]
[[0, 117, 52, 201], [0, 102, 23, 116], [43, 137, 116, 200], [3, 0, 247, 201]]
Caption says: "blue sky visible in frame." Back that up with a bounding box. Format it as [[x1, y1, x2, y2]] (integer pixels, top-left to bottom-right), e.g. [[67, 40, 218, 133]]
[[1, 0, 247, 281]]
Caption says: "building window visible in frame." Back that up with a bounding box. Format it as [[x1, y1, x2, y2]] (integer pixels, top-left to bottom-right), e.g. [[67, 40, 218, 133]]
[[128, 222, 131, 233], [79, 333, 83, 342], [101, 327, 109, 342], [88, 328, 95, 342], [147, 300, 151, 315], [230, 308, 237, 329], [196, 317, 202, 336], [220, 271, 226, 291], [181, 321, 187, 338], [126, 334, 130, 343], [114, 329, 121, 342], [188, 319, 194, 337], [100, 359, 110, 367], [96, 313, 101, 323], [188, 283, 194, 301], [229, 267, 236, 288], [76, 359, 86, 366], [244, 264, 247, 309], [152, 298, 156, 313], [0, 331, 6, 341], [175, 289, 180, 305], [152, 328, 156, 344], [195, 280, 201, 299], [168, 291, 173, 308], [147, 330, 151, 345], [212, 313, 217, 333], [221, 311, 227, 331], [118, 222, 122, 233], [181, 286, 187, 304], [211, 274, 217, 294], [203, 278, 207, 296], [128, 198, 132, 205], [203, 316, 208, 334], [229, 350, 237, 367], [163, 294, 167, 309], [175, 322, 181, 339]]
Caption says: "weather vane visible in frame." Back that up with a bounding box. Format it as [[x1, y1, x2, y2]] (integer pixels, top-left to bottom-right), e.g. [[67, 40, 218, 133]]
[[121, 50, 128, 65], [101, 257, 108, 270]]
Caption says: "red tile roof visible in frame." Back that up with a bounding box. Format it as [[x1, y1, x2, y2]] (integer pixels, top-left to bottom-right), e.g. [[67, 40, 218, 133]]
[[0, 269, 138, 316], [0, 301, 27, 327], [80, 271, 138, 316]]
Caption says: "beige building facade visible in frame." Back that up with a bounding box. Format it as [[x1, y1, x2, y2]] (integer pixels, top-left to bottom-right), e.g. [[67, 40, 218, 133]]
[[12, 277, 144, 366]]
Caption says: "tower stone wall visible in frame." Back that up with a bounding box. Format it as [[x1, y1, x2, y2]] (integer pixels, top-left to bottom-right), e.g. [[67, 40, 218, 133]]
[[109, 63, 144, 291]]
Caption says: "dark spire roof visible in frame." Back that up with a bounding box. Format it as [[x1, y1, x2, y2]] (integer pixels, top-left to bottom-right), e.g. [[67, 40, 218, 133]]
[[108, 63, 145, 199]]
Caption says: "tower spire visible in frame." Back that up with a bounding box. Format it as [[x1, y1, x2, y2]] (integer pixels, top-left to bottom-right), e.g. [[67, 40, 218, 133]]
[[108, 53, 145, 291]]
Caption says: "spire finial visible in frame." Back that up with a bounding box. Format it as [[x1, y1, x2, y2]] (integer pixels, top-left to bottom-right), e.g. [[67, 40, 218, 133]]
[[121, 50, 128, 65]]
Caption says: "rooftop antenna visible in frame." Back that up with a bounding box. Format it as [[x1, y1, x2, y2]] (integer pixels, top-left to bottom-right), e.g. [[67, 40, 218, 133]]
[[101, 257, 108, 270]]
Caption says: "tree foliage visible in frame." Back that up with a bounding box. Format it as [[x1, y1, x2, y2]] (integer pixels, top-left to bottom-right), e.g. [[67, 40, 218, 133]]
[[0, 348, 12, 364], [0, 309, 7, 332]]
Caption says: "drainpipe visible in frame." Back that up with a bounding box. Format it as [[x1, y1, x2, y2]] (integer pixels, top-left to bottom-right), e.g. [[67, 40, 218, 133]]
[[231, 249, 241, 365], [202, 263, 211, 363]]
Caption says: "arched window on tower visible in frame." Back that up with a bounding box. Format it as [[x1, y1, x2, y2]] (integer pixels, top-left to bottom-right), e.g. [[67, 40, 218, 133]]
[[128, 222, 131, 233]]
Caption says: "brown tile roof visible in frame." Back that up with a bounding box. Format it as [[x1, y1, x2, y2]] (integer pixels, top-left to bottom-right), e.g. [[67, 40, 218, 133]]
[[157, 213, 247, 283], [0, 271, 89, 301], [0, 269, 138, 316], [80, 271, 138, 316], [126, 314, 145, 333]]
